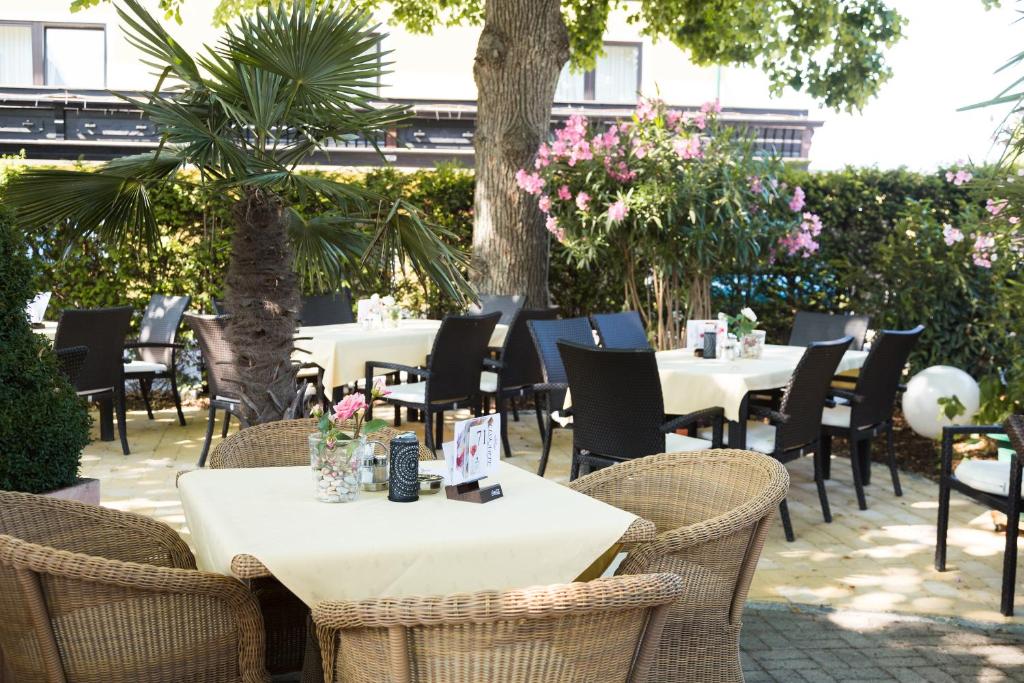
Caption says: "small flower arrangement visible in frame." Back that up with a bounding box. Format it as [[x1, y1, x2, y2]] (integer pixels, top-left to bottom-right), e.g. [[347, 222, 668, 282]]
[[725, 307, 758, 338], [310, 379, 391, 456]]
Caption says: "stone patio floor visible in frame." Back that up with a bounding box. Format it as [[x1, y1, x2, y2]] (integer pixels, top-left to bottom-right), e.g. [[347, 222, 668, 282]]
[[83, 404, 1022, 625]]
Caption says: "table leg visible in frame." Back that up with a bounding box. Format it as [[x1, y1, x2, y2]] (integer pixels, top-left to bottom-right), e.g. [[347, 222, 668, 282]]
[[728, 394, 750, 449], [97, 396, 114, 442]]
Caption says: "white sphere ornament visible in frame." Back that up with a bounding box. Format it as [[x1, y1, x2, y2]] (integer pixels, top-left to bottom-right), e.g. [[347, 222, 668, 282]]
[[902, 366, 980, 439]]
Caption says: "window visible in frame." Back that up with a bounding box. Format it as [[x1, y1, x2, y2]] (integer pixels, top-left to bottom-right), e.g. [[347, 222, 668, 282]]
[[554, 42, 641, 104], [0, 22, 106, 88]]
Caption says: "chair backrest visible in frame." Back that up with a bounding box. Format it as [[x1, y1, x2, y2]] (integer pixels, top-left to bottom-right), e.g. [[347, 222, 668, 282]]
[[209, 418, 437, 468], [312, 573, 684, 683], [54, 345, 88, 386], [469, 293, 525, 325], [528, 317, 596, 409], [788, 311, 870, 350], [212, 297, 229, 315], [53, 306, 133, 393], [299, 290, 354, 326], [496, 308, 559, 389], [424, 313, 501, 404], [850, 325, 925, 429], [138, 294, 191, 367], [591, 311, 650, 349], [559, 340, 667, 460], [776, 337, 853, 452], [185, 313, 243, 401]]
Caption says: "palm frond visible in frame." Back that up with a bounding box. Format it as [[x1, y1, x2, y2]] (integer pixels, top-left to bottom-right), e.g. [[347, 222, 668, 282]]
[[288, 208, 373, 292]]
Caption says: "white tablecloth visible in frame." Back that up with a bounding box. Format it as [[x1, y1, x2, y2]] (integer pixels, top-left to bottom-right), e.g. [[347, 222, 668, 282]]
[[178, 461, 635, 606], [296, 319, 507, 391], [656, 344, 868, 421], [33, 321, 58, 341]]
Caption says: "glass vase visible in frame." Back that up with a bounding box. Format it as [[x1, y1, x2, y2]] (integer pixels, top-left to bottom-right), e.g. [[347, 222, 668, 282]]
[[740, 331, 766, 359], [309, 433, 362, 503]]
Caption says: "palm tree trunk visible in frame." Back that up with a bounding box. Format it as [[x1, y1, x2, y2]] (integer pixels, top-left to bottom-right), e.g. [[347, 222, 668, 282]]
[[471, 0, 569, 306], [225, 188, 299, 424]]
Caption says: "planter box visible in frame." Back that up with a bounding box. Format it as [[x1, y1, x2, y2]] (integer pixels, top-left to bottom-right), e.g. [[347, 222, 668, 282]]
[[40, 477, 100, 506]]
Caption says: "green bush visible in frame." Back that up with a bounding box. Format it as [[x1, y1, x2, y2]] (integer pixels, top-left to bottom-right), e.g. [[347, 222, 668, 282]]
[[0, 208, 91, 493]]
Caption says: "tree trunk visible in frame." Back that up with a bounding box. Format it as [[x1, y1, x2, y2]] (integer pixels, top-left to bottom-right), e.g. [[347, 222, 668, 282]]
[[471, 0, 569, 307], [686, 272, 713, 321], [225, 188, 300, 425]]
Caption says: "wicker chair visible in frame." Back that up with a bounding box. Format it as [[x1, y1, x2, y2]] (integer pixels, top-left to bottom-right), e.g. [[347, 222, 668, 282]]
[[54, 306, 134, 455], [186, 313, 248, 467], [123, 294, 191, 426], [365, 313, 500, 452], [478, 308, 558, 458], [54, 345, 88, 386], [299, 291, 354, 326], [527, 317, 597, 477], [467, 293, 525, 325], [590, 311, 650, 349], [311, 573, 684, 683], [558, 340, 724, 480], [0, 491, 269, 682], [569, 450, 790, 683], [936, 416, 1023, 617], [788, 310, 870, 350], [821, 325, 924, 510]]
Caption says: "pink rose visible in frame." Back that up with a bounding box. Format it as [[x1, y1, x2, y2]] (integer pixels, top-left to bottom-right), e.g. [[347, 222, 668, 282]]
[[333, 394, 367, 423]]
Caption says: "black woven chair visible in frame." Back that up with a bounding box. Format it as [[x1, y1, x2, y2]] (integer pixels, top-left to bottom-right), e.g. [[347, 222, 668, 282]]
[[123, 294, 191, 426], [365, 313, 500, 452], [558, 341, 724, 480], [528, 317, 598, 477], [936, 416, 1022, 617], [299, 290, 354, 326], [211, 297, 229, 315], [54, 307, 134, 455], [590, 311, 650, 349], [54, 346, 88, 387], [788, 311, 870, 350], [821, 325, 924, 510], [702, 337, 853, 541], [478, 308, 559, 458], [185, 314, 248, 467], [468, 294, 525, 325]]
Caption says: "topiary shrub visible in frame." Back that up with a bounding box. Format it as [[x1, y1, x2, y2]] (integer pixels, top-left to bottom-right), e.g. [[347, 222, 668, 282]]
[[0, 207, 91, 493]]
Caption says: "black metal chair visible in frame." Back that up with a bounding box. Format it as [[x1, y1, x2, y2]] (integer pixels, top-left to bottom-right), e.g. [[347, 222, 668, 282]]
[[123, 294, 191, 426], [365, 313, 500, 452], [936, 416, 1022, 617], [788, 311, 870, 350], [469, 294, 525, 325], [299, 290, 354, 326], [527, 317, 597, 477], [703, 337, 853, 542], [54, 346, 88, 387], [590, 311, 650, 349], [54, 307, 134, 455], [184, 313, 248, 467], [558, 341, 724, 480], [478, 308, 559, 458], [821, 325, 925, 510]]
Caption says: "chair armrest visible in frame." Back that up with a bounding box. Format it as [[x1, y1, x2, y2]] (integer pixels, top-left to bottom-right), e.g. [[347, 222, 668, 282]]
[[749, 404, 790, 424], [124, 341, 184, 350], [660, 406, 725, 448], [896, 383, 908, 394], [831, 374, 858, 385], [940, 424, 1005, 476], [828, 388, 863, 404], [365, 360, 429, 377], [532, 382, 567, 393], [482, 357, 503, 370]]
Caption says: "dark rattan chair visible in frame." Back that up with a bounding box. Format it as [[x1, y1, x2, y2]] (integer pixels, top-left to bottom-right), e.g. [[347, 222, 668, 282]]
[[590, 311, 650, 349], [54, 306, 134, 455], [479, 308, 559, 458], [821, 325, 924, 510], [468, 293, 525, 325], [123, 294, 191, 426], [558, 341, 723, 480], [299, 290, 354, 326], [365, 313, 500, 452], [54, 345, 88, 386], [788, 310, 870, 350], [936, 416, 1022, 617], [212, 297, 229, 315], [185, 313, 248, 467], [528, 317, 597, 477]]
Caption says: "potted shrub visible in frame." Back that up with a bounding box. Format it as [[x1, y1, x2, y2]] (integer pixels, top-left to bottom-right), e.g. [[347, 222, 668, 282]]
[[0, 208, 93, 501]]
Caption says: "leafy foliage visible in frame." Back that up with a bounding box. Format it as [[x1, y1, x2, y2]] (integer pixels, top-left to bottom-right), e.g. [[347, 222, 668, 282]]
[[0, 208, 91, 494]]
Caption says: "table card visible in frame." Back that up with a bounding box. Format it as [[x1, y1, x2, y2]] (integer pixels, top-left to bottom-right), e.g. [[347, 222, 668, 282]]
[[686, 318, 728, 350], [441, 415, 503, 503]]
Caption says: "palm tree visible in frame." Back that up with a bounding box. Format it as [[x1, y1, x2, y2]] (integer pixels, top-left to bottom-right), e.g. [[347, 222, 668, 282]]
[[5, 0, 472, 425]]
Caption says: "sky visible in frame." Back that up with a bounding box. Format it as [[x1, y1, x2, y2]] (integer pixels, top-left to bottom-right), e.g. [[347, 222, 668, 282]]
[[806, 0, 1022, 170]]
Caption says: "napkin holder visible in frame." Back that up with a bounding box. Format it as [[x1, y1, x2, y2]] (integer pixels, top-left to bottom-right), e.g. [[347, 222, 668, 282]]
[[445, 478, 503, 504]]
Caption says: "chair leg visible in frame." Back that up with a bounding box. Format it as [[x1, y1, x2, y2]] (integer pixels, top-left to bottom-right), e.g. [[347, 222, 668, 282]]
[[198, 404, 217, 467], [849, 435, 868, 511], [222, 411, 231, 438], [886, 424, 902, 497], [169, 371, 186, 426], [534, 395, 546, 442], [537, 401, 554, 477], [935, 475, 951, 572], [423, 408, 434, 452], [779, 499, 795, 542], [570, 447, 581, 482], [859, 439, 873, 486], [497, 394, 512, 458], [139, 378, 154, 420], [435, 410, 444, 447], [813, 447, 832, 523], [820, 432, 832, 480], [511, 397, 520, 422], [115, 387, 130, 455], [394, 403, 402, 427], [97, 395, 115, 442], [1001, 492, 1020, 616]]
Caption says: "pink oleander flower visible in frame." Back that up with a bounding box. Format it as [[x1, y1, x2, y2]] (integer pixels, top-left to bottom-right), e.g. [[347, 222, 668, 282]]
[[602, 126, 620, 148], [689, 111, 707, 130], [608, 200, 628, 222], [946, 169, 973, 186], [534, 143, 551, 169], [568, 138, 593, 166], [778, 212, 824, 257], [986, 198, 1008, 216], [557, 185, 572, 200], [538, 195, 552, 213], [748, 176, 764, 194], [789, 186, 806, 212], [545, 215, 565, 242], [515, 169, 545, 195], [801, 212, 823, 236], [666, 109, 683, 126], [1010, 216, 1020, 225], [551, 139, 568, 157], [942, 224, 964, 245], [673, 135, 703, 160], [972, 233, 997, 268], [701, 99, 722, 114], [333, 394, 367, 423], [575, 191, 591, 211], [635, 98, 659, 122]]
